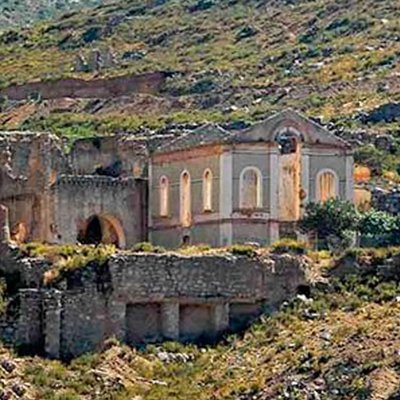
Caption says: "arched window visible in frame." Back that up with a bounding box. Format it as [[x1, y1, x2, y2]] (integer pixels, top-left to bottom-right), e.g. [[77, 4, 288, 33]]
[[316, 169, 338, 202], [240, 167, 262, 209], [159, 176, 169, 217], [180, 170, 191, 227], [202, 169, 213, 212]]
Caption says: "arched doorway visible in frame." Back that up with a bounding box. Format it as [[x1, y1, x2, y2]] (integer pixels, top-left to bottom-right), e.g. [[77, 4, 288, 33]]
[[78, 215, 126, 248]]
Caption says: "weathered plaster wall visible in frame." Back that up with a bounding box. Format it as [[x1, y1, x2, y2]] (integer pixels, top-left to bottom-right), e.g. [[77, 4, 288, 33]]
[[150, 150, 221, 247], [278, 147, 301, 221], [53, 176, 147, 248], [232, 147, 272, 212]]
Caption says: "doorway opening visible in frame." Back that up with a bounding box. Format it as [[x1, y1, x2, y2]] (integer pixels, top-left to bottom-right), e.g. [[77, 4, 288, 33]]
[[78, 215, 126, 248]]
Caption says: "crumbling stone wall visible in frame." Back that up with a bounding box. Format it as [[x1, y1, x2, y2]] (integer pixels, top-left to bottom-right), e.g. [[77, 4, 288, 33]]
[[52, 176, 147, 248], [0, 132, 148, 248], [69, 135, 148, 177], [0, 132, 69, 244], [0, 252, 308, 359]]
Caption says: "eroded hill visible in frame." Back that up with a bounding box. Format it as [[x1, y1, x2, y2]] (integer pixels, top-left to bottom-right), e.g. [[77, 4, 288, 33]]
[[0, 0, 399, 142]]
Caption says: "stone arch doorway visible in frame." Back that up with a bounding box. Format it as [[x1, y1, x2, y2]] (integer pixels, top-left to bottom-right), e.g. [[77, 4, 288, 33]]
[[78, 214, 126, 249]]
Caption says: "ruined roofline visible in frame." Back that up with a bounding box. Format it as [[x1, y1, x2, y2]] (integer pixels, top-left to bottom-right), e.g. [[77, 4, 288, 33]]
[[151, 109, 352, 156], [53, 174, 145, 188], [69, 134, 149, 154], [153, 123, 234, 155]]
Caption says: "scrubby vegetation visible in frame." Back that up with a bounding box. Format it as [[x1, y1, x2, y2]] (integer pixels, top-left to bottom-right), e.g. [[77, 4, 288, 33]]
[[0, 0, 105, 28], [131, 241, 166, 254], [227, 243, 258, 257], [20, 242, 116, 284], [270, 238, 309, 255], [300, 199, 400, 251]]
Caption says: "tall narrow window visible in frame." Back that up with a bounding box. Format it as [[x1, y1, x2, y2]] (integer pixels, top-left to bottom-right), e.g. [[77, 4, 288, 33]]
[[203, 169, 213, 212], [180, 171, 191, 227], [316, 170, 338, 202], [159, 176, 169, 217], [240, 167, 262, 209]]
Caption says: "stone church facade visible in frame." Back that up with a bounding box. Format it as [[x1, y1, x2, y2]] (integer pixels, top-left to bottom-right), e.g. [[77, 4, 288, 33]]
[[150, 109, 353, 248], [0, 109, 353, 249]]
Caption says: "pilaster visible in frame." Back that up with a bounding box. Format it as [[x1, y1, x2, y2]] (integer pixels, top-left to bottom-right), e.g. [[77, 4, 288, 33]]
[[219, 151, 233, 246], [269, 149, 279, 220], [108, 299, 126, 342], [301, 150, 310, 205], [161, 301, 180, 341], [212, 303, 229, 336], [345, 155, 354, 202], [43, 289, 63, 359]]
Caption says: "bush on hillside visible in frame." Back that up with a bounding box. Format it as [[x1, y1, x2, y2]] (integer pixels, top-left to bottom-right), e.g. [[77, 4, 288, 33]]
[[358, 209, 399, 246], [131, 242, 165, 254], [227, 244, 257, 257], [270, 239, 309, 255], [300, 199, 359, 251]]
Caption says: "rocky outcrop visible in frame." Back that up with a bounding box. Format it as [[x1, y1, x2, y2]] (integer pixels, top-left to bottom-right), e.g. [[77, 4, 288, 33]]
[[0, 72, 172, 101], [359, 103, 400, 124]]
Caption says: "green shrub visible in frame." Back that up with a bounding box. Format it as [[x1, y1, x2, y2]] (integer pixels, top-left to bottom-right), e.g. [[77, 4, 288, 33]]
[[300, 199, 360, 251], [227, 244, 257, 257], [131, 242, 165, 254], [178, 244, 211, 255], [270, 239, 309, 255]]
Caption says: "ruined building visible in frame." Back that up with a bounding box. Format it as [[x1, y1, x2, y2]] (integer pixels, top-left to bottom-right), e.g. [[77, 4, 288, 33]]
[[0, 109, 353, 250], [0, 109, 354, 359]]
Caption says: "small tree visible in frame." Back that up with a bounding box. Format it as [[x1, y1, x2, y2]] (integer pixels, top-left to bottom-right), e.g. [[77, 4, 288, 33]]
[[358, 210, 396, 236], [300, 198, 360, 251], [358, 209, 400, 247]]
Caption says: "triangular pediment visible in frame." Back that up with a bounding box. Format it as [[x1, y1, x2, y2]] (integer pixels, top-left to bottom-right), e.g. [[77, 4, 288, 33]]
[[234, 109, 351, 149]]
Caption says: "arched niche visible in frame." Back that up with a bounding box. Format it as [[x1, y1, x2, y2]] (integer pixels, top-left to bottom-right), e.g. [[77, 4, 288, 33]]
[[316, 169, 339, 202], [180, 170, 191, 227], [275, 128, 303, 155], [239, 167, 263, 209]]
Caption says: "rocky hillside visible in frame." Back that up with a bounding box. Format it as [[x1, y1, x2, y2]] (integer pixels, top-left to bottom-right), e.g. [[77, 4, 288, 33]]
[[0, 247, 400, 399], [0, 0, 399, 178], [0, 0, 105, 28]]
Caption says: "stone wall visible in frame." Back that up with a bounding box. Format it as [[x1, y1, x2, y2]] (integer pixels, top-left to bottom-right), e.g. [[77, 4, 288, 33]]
[[0, 132, 70, 244], [0, 252, 308, 360], [7, 252, 307, 359], [52, 176, 147, 248], [69, 135, 148, 177], [0, 131, 150, 247]]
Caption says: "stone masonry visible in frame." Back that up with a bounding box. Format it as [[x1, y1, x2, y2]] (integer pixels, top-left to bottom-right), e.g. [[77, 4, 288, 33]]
[[2, 251, 309, 360]]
